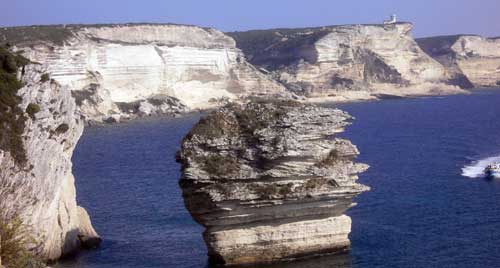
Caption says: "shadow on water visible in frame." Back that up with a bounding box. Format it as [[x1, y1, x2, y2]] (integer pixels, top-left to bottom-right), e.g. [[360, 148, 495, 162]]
[[208, 253, 351, 268]]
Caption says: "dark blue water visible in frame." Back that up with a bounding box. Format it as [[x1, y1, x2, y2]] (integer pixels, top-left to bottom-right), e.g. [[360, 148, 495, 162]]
[[58, 89, 500, 268]]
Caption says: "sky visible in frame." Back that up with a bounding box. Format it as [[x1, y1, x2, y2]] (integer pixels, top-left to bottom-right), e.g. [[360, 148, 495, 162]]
[[2, 0, 500, 38]]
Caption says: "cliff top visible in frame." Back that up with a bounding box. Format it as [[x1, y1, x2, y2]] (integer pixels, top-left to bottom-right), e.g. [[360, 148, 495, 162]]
[[0, 23, 214, 46], [416, 34, 494, 56], [227, 22, 412, 70]]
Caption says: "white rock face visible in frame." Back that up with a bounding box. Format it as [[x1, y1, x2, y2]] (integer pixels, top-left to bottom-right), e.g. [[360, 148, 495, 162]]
[[230, 23, 466, 100], [451, 36, 500, 87], [0, 65, 99, 260], [417, 35, 500, 88], [15, 24, 284, 122]]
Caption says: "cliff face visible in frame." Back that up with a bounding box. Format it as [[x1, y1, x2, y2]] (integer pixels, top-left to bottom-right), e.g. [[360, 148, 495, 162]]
[[0, 64, 99, 261], [229, 23, 465, 101], [1, 24, 285, 123], [177, 100, 369, 265], [417, 35, 500, 88]]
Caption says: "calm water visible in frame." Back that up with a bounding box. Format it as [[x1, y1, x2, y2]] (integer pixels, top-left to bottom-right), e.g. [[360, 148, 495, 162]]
[[58, 89, 500, 268]]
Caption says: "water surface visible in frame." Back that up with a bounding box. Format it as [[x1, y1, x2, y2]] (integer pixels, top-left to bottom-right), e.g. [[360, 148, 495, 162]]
[[58, 89, 500, 268]]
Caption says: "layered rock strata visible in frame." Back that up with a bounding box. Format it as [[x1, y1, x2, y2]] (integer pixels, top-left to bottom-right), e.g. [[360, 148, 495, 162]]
[[229, 23, 465, 101], [0, 64, 100, 261], [177, 100, 369, 265], [417, 35, 500, 88], [1, 24, 285, 123]]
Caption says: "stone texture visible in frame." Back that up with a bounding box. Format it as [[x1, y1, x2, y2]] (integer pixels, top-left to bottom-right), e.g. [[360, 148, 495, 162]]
[[6, 24, 285, 123], [177, 100, 369, 266], [77, 206, 101, 249], [0, 65, 99, 261], [230, 23, 466, 101], [417, 35, 500, 88]]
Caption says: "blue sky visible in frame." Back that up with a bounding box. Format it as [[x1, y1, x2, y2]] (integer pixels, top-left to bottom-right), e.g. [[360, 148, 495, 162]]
[[2, 0, 500, 37]]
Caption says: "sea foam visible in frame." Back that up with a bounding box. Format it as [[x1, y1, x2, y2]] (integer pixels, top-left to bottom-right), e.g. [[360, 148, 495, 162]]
[[462, 155, 500, 178]]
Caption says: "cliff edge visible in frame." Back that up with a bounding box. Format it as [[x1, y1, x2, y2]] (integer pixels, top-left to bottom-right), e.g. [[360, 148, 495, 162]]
[[0, 47, 100, 263], [417, 35, 500, 88], [177, 100, 369, 265], [0, 24, 285, 123], [229, 23, 466, 101]]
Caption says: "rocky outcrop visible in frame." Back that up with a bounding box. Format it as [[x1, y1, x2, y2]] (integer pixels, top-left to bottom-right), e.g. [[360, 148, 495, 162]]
[[417, 35, 500, 88], [229, 23, 465, 101], [0, 63, 100, 261], [1, 24, 285, 123], [177, 100, 369, 265]]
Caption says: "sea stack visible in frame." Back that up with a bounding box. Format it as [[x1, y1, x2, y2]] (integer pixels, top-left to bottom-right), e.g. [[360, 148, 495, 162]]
[[177, 100, 369, 265]]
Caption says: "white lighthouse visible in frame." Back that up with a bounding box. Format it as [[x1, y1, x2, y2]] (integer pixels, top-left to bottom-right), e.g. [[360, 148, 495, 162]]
[[383, 14, 397, 24]]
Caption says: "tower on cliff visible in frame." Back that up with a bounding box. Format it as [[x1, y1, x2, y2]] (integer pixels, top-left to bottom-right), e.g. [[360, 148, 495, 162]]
[[384, 14, 397, 24]]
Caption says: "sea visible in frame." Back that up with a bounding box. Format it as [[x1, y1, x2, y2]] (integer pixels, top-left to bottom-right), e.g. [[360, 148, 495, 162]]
[[56, 88, 500, 268]]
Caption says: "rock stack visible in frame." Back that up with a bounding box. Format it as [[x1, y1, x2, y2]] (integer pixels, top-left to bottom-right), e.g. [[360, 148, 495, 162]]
[[177, 100, 369, 266]]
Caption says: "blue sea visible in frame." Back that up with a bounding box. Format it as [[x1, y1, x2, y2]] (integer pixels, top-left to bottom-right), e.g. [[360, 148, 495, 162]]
[[57, 89, 500, 268]]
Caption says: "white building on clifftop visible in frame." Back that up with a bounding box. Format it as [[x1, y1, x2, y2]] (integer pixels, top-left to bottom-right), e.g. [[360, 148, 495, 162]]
[[384, 14, 397, 24]]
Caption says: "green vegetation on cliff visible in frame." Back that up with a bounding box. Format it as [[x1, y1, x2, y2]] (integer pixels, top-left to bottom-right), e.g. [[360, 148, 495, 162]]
[[0, 46, 30, 166], [228, 28, 331, 70], [0, 216, 44, 268]]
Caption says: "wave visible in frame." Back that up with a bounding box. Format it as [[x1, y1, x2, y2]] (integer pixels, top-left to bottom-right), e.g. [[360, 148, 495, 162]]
[[462, 155, 500, 178]]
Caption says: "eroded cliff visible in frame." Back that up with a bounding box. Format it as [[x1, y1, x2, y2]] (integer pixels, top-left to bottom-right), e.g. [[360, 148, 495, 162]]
[[229, 23, 465, 101], [417, 35, 500, 88], [0, 53, 100, 263], [177, 100, 369, 265], [1, 24, 285, 123]]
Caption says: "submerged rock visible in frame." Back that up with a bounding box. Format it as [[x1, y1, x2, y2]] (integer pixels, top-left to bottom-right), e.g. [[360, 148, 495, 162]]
[[177, 100, 369, 266]]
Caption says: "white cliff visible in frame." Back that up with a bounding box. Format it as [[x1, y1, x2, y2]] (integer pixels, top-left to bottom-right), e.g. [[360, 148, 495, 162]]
[[229, 23, 466, 101], [418, 35, 500, 88], [0, 63, 100, 261], [2, 24, 285, 122]]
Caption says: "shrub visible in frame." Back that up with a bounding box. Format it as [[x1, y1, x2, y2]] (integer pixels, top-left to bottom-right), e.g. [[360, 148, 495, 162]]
[[186, 111, 239, 140], [25, 104, 40, 119], [315, 149, 341, 167], [201, 155, 239, 177], [0, 216, 44, 268], [250, 183, 294, 199], [39, 73, 49, 83], [303, 178, 329, 190], [0, 45, 30, 166], [54, 123, 69, 134]]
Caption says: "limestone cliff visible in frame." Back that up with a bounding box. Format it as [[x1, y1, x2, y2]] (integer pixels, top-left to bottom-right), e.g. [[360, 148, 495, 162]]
[[229, 23, 465, 101], [0, 24, 285, 123], [177, 100, 369, 265], [417, 35, 500, 88], [0, 62, 100, 261]]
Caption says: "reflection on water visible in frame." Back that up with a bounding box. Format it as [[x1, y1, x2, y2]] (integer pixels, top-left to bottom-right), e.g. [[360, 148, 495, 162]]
[[235, 253, 351, 268]]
